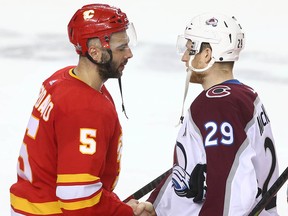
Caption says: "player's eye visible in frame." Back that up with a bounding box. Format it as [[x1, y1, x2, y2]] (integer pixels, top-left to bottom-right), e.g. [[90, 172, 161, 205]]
[[189, 50, 196, 56]]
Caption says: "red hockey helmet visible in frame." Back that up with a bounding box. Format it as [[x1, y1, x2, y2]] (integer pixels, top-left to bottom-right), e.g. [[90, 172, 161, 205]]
[[68, 4, 130, 55]]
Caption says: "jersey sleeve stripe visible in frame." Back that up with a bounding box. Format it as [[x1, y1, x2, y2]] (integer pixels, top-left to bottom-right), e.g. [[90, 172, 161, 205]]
[[56, 182, 103, 200], [57, 173, 100, 183], [59, 191, 102, 211], [10, 193, 62, 215]]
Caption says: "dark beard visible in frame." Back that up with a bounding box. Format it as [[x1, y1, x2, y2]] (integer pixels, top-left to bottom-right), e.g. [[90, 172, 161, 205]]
[[97, 48, 121, 80], [98, 60, 121, 80]]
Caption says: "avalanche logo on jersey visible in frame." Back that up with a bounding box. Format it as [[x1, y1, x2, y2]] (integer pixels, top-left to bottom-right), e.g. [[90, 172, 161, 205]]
[[206, 85, 231, 98]]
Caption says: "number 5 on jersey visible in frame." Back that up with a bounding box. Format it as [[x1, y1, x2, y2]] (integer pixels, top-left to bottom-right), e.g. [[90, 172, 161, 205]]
[[79, 128, 97, 155]]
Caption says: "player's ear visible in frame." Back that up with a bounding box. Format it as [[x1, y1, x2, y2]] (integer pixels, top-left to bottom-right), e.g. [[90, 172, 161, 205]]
[[203, 47, 212, 64], [87, 46, 102, 63]]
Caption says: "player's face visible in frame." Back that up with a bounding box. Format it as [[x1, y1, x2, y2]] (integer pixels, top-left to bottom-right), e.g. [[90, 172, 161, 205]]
[[181, 40, 194, 65], [181, 40, 204, 84], [109, 31, 133, 77]]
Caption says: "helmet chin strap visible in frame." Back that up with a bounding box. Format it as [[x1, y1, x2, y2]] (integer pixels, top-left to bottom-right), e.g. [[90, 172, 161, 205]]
[[177, 55, 215, 125], [118, 77, 129, 119], [86, 49, 129, 119], [187, 55, 216, 73], [177, 68, 192, 125]]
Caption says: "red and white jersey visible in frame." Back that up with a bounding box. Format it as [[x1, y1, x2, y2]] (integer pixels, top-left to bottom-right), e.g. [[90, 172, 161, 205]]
[[150, 80, 279, 216], [10, 66, 133, 215]]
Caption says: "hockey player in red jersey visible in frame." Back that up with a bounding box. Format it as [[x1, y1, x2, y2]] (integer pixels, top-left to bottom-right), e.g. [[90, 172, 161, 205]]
[[146, 13, 280, 215], [10, 4, 153, 216]]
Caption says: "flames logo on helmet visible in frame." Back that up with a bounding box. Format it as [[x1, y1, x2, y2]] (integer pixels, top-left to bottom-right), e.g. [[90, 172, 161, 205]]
[[83, 10, 94, 20]]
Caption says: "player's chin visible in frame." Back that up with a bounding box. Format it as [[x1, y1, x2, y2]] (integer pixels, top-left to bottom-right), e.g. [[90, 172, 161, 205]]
[[113, 69, 123, 78], [119, 64, 125, 72], [190, 74, 202, 84], [117, 66, 125, 75]]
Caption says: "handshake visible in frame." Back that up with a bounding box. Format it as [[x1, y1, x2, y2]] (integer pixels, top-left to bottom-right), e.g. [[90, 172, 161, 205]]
[[127, 199, 156, 216]]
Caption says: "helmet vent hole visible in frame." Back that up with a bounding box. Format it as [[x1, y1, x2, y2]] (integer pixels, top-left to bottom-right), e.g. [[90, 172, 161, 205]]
[[186, 23, 193, 30], [229, 34, 232, 43], [223, 21, 228, 28]]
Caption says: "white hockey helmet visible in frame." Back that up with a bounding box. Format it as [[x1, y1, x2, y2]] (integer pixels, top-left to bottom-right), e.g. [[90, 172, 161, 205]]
[[177, 13, 245, 62]]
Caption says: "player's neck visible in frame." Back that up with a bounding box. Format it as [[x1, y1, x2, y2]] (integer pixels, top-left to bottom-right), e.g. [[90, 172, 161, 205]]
[[74, 64, 104, 92], [202, 68, 234, 90]]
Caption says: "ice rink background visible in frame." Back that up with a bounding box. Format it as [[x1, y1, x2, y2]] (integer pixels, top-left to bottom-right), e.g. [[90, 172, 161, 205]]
[[0, 0, 287, 215]]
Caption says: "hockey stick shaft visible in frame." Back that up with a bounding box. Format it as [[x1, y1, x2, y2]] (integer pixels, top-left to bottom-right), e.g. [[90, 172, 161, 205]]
[[123, 168, 172, 203], [248, 166, 288, 216]]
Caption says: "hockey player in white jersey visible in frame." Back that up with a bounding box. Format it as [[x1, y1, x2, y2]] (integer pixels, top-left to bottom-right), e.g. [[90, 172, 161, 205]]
[[146, 13, 280, 215]]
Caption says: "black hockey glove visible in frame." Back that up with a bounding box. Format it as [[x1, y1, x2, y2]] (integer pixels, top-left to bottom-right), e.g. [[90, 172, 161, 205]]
[[187, 163, 207, 203]]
